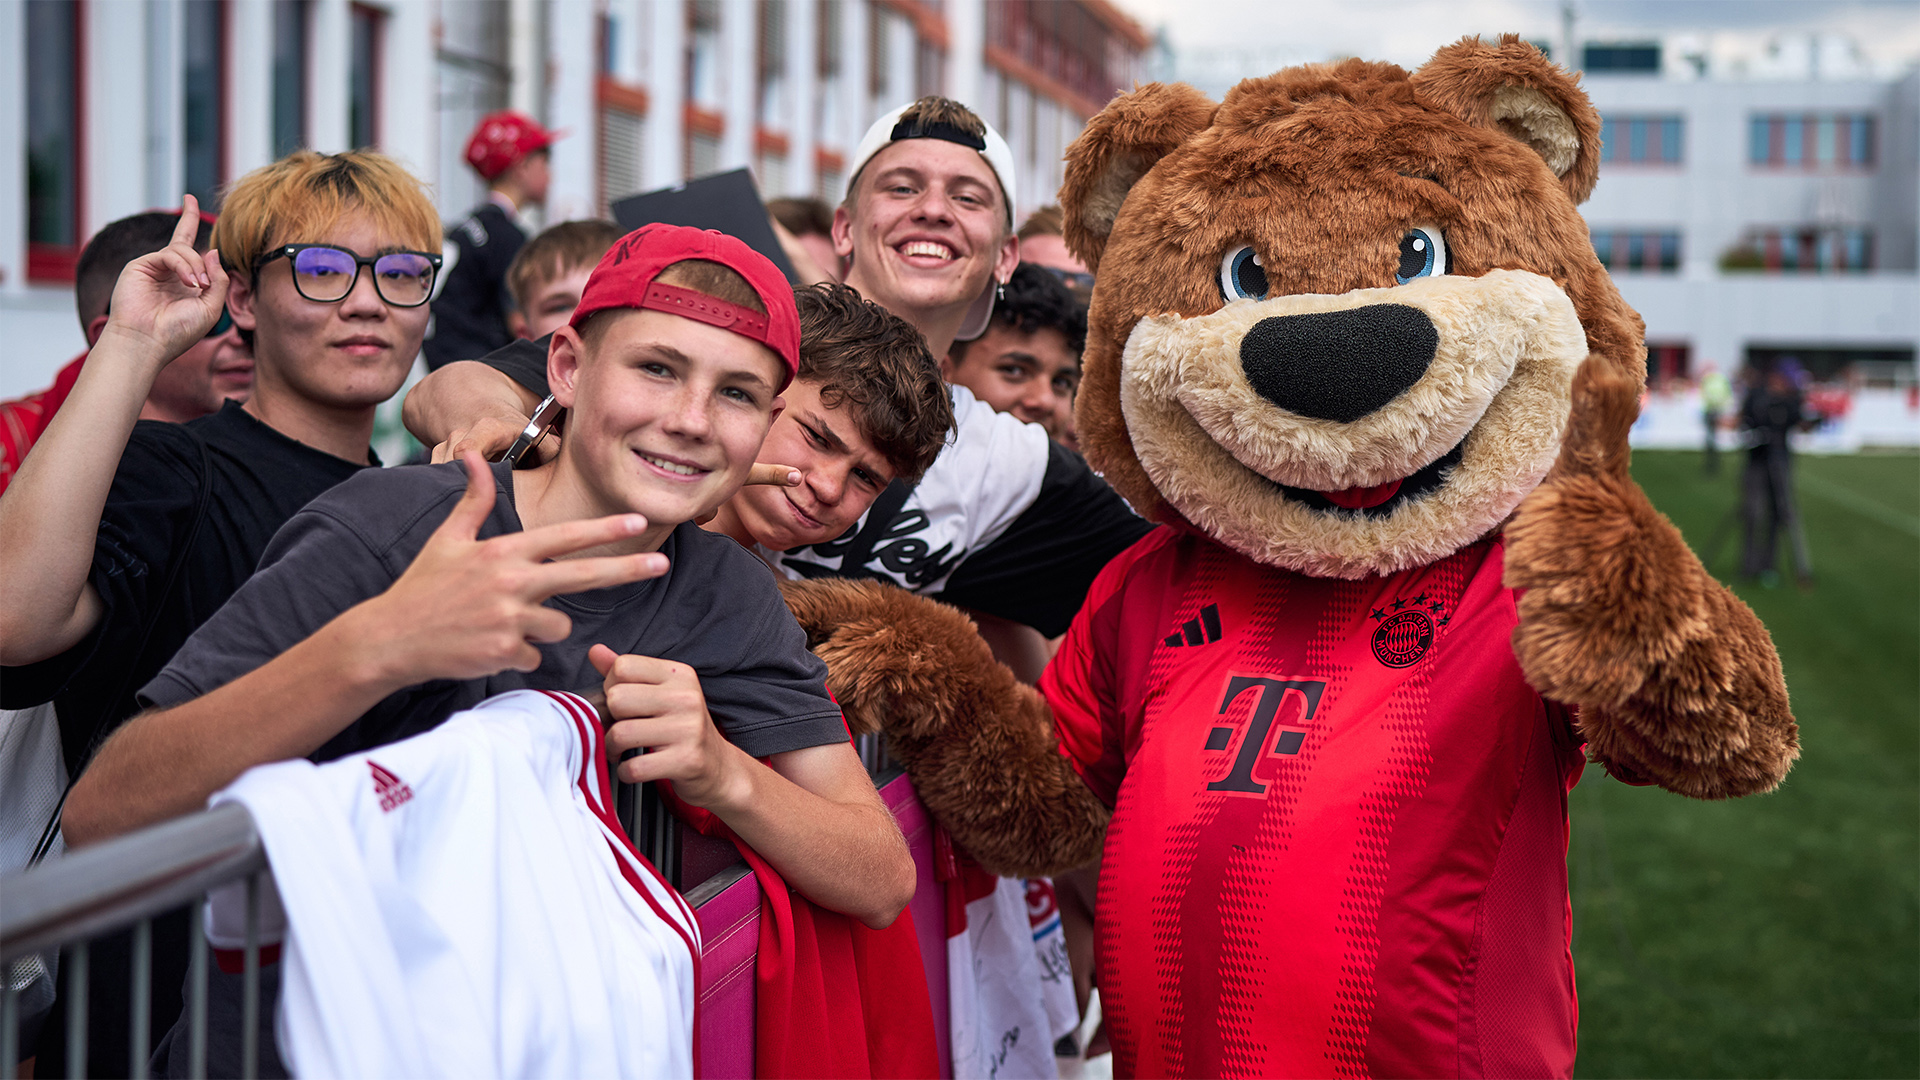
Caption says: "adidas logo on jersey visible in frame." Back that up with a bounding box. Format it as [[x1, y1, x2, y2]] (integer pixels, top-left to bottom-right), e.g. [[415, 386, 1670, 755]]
[[369, 760, 414, 812], [1164, 603, 1223, 648]]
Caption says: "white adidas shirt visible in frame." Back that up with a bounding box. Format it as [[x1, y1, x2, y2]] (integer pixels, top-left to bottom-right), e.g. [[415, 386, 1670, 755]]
[[208, 690, 698, 1079], [948, 877, 1080, 1080]]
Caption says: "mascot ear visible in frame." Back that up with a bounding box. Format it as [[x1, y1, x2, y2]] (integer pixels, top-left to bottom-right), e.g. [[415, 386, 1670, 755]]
[[1059, 82, 1216, 273], [1411, 34, 1602, 205]]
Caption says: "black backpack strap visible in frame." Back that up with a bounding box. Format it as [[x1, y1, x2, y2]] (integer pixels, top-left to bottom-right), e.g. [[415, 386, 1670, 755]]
[[30, 432, 214, 864]]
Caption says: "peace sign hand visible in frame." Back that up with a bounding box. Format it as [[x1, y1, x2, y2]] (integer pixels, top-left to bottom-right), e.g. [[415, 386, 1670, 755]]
[[95, 194, 230, 367]]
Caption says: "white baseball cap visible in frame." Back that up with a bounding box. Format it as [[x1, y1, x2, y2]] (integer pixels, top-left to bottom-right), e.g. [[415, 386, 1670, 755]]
[[847, 101, 1019, 342]]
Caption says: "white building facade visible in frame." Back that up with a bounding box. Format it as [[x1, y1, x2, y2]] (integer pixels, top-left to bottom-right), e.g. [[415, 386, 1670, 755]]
[[1, 0, 1149, 397], [1578, 45, 1918, 395]]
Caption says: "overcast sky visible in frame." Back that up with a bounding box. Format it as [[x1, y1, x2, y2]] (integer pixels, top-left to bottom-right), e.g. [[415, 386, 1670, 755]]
[[1118, 0, 1920, 95]]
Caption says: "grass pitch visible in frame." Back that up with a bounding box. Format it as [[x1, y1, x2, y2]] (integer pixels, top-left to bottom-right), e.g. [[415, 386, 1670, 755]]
[[1571, 450, 1919, 1078]]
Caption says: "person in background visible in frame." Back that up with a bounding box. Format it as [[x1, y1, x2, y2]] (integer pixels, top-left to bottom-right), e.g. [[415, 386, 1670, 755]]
[[0, 150, 440, 1076], [1015, 205, 1094, 304], [505, 219, 625, 342], [768, 196, 844, 282], [426, 110, 561, 369], [1738, 359, 1819, 587], [941, 262, 1085, 451], [1700, 363, 1732, 476], [0, 211, 253, 492]]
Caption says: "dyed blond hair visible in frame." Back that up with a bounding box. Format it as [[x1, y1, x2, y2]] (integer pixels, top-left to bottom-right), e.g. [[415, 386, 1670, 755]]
[[212, 150, 440, 282]]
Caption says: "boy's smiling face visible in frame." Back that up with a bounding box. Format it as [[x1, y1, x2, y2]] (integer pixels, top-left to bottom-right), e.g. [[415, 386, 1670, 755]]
[[549, 308, 785, 542], [714, 377, 896, 551]]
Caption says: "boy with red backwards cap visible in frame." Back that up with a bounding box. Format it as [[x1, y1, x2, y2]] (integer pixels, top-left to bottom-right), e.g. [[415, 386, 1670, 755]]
[[69, 225, 918, 930], [426, 110, 561, 369]]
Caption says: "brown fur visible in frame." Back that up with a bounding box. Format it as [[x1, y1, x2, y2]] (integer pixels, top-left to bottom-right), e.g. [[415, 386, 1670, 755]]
[[1506, 357, 1799, 794], [778, 579, 1109, 877], [785, 36, 1794, 892]]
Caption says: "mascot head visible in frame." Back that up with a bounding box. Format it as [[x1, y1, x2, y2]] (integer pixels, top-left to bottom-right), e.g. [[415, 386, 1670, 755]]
[[1061, 35, 1647, 579]]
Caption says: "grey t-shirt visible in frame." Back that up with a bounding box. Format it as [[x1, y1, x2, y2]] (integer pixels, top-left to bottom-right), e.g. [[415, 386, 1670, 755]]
[[142, 460, 848, 760]]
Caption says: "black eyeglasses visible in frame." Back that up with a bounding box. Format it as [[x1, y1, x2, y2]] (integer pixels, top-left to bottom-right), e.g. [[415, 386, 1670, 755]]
[[257, 244, 443, 307]]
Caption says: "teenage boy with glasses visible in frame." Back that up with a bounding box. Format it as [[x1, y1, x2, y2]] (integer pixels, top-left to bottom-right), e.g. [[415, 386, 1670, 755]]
[[0, 149, 440, 1075]]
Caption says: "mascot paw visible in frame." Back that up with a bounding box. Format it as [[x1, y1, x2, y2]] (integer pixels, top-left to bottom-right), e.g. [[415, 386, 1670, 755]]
[[1506, 358, 1714, 705], [779, 579, 1110, 876], [778, 578, 1034, 740]]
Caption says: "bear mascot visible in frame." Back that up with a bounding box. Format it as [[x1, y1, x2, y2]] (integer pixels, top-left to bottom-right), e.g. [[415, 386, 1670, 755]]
[[781, 36, 1799, 1078]]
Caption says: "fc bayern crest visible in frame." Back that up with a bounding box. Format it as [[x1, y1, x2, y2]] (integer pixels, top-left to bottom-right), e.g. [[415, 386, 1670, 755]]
[[1368, 592, 1449, 668]]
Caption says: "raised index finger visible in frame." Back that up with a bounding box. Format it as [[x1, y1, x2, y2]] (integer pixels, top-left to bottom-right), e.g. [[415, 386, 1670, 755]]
[[172, 194, 203, 247]]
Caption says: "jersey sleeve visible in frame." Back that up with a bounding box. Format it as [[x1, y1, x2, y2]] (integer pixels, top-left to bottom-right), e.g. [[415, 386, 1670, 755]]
[[934, 440, 1156, 637], [679, 533, 849, 758], [0, 421, 206, 709], [1035, 550, 1137, 808], [137, 481, 426, 711]]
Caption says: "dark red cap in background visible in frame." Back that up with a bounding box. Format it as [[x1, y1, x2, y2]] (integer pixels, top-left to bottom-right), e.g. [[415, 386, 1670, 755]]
[[571, 223, 801, 387], [465, 111, 562, 180]]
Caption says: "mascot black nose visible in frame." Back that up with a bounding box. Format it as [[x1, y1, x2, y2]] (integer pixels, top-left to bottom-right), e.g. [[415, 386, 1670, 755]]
[[1238, 304, 1439, 423]]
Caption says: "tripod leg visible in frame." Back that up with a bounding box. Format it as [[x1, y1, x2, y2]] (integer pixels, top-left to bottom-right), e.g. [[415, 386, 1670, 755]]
[[1773, 451, 1814, 582]]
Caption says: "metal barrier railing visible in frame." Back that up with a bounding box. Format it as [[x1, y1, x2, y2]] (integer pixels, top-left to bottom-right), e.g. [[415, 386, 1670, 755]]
[[1, 803, 265, 1079], [3, 736, 898, 1078]]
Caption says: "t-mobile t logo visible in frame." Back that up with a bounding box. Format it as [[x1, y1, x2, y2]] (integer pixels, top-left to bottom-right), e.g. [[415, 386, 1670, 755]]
[[1204, 676, 1327, 795]]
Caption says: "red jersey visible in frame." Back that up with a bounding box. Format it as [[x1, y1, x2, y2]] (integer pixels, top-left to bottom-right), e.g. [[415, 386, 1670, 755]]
[[1039, 528, 1585, 1078], [0, 353, 86, 494]]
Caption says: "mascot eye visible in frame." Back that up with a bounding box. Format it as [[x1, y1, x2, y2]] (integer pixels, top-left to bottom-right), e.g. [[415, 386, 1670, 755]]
[[1396, 227, 1448, 284], [1218, 246, 1269, 301]]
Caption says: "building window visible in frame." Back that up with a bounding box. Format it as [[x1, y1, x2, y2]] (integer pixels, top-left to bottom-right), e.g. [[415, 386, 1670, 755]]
[[1592, 229, 1682, 273], [916, 37, 943, 99], [1735, 227, 1874, 273], [688, 131, 721, 178], [984, 0, 1149, 117], [1646, 342, 1692, 387], [817, 0, 841, 78], [599, 92, 646, 212], [868, 6, 891, 98], [1748, 114, 1875, 168], [349, 4, 382, 147], [1583, 42, 1660, 73], [273, 0, 309, 158], [1598, 116, 1682, 164], [759, 1, 787, 128], [183, 0, 226, 208], [26, 0, 82, 282], [687, 0, 721, 108]]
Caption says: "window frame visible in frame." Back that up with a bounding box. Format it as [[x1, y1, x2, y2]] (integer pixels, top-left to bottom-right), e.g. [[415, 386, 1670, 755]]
[[348, 1, 385, 149], [25, 0, 87, 284]]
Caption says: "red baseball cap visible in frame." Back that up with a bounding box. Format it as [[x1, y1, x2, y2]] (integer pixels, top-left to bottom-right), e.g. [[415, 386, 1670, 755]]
[[571, 223, 801, 388], [464, 111, 561, 180]]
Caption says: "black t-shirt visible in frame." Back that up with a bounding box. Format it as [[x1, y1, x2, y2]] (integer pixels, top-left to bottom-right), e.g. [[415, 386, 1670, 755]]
[[2, 401, 377, 775], [142, 460, 848, 760], [426, 201, 526, 370], [932, 440, 1152, 636], [479, 337, 1154, 638]]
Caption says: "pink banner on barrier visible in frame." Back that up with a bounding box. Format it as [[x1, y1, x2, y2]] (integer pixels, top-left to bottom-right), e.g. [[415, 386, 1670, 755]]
[[692, 773, 952, 1079]]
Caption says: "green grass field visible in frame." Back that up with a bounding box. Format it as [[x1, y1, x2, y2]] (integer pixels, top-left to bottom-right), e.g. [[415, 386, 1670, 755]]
[[1571, 450, 1920, 1078]]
